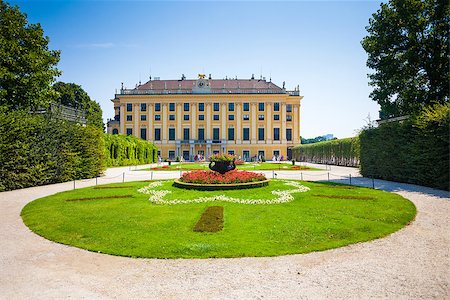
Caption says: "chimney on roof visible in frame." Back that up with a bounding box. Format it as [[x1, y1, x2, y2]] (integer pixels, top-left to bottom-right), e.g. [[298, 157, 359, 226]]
[[251, 74, 254, 80], [263, 77, 266, 81], [208, 74, 211, 80]]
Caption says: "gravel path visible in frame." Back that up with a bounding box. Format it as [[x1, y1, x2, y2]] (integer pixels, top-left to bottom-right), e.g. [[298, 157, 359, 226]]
[[0, 164, 449, 299]]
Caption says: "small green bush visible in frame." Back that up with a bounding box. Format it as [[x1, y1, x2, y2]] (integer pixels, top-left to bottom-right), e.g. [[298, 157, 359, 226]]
[[103, 134, 157, 167], [193, 206, 224, 232], [292, 137, 360, 167]]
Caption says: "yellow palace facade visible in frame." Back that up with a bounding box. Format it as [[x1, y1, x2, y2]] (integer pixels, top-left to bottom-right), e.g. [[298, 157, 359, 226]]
[[107, 74, 303, 161]]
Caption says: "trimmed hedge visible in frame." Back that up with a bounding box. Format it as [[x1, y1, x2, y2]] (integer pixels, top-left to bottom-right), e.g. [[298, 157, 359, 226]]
[[104, 134, 157, 167], [292, 137, 360, 167], [360, 103, 449, 191], [0, 109, 105, 191]]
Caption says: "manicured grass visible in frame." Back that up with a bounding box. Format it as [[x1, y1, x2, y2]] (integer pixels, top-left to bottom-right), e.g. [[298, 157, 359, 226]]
[[145, 162, 321, 171], [21, 180, 416, 259], [193, 206, 224, 232]]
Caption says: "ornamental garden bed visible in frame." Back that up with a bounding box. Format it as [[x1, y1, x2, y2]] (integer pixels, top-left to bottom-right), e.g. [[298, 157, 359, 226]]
[[21, 179, 416, 259]]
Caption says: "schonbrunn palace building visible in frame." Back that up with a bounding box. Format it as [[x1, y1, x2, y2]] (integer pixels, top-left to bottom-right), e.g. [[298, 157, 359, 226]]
[[107, 74, 303, 161]]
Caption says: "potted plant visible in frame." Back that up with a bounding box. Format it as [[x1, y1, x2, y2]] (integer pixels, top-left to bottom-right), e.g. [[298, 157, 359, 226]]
[[208, 154, 236, 174]]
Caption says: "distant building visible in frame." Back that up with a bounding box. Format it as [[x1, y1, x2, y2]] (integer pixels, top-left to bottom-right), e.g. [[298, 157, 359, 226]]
[[107, 74, 303, 161]]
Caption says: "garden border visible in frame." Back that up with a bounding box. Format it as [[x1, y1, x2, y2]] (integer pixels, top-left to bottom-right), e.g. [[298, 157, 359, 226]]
[[173, 178, 270, 190]]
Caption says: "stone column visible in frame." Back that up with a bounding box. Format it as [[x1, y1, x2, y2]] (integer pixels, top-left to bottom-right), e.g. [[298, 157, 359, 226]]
[[134, 103, 139, 138], [293, 104, 299, 144], [162, 103, 168, 142], [251, 102, 257, 143], [267, 102, 272, 143], [236, 103, 241, 143], [206, 103, 212, 139], [221, 103, 226, 140], [119, 104, 125, 134], [176, 103, 182, 141], [148, 103, 153, 140], [281, 103, 287, 143], [192, 103, 197, 139]]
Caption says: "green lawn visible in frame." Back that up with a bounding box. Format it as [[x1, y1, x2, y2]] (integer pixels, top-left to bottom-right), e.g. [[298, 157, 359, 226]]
[[143, 162, 321, 171], [21, 179, 416, 259]]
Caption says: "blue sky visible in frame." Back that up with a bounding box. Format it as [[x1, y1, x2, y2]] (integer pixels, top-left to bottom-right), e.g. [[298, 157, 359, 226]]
[[11, 0, 383, 138]]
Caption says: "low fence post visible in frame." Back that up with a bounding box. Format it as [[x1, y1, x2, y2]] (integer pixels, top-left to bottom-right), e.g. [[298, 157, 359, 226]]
[[301, 172, 303, 181], [151, 171, 153, 180], [96, 177, 98, 185], [122, 172, 125, 183], [349, 174, 352, 185], [73, 180, 76, 190], [327, 172, 330, 181], [272, 170, 275, 179]]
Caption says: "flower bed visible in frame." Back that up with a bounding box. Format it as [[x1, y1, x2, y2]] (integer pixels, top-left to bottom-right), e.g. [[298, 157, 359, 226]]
[[209, 153, 235, 162], [180, 170, 266, 184]]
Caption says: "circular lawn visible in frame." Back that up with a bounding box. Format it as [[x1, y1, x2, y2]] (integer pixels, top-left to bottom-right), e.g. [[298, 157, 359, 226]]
[[21, 180, 416, 258]]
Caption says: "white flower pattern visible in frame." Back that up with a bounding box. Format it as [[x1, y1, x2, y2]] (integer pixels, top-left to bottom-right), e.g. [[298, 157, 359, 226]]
[[137, 180, 310, 205]]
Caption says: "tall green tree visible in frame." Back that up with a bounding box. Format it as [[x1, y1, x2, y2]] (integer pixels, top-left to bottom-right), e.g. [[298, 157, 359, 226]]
[[362, 0, 449, 118], [53, 82, 104, 130], [0, 0, 61, 110]]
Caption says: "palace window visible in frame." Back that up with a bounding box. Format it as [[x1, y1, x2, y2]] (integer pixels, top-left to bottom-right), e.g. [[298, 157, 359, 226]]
[[243, 128, 250, 141], [154, 115, 161, 121], [258, 114, 265, 121], [258, 128, 264, 141], [258, 102, 264, 111], [141, 103, 147, 112], [228, 114, 235, 121], [274, 114, 280, 121], [169, 128, 175, 140], [213, 114, 220, 121], [274, 102, 280, 111], [286, 128, 292, 141], [140, 115, 147, 121], [183, 128, 190, 140], [126, 103, 132, 112], [228, 128, 234, 140], [228, 103, 234, 111], [169, 103, 175, 111], [112, 128, 118, 135], [286, 115, 292, 122], [184, 114, 190, 121], [154, 128, 161, 141], [213, 103, 220, 111], [184, 103, 189, 111], [243, 114, 250, 121], [169, 114, 175, 121], [126, 128, 132, 135], [243, 102, 249, 111], [213, 128, 220, 140], [155, 103, 161, 112], [286, 104, 292, 112], [140, 128, 147, 140], [198, 128, 205, 140], [126, 115, 132, 121], [198, 103, 204, 111], [198, 114, 204, 121], [273, 128, 280, 141]]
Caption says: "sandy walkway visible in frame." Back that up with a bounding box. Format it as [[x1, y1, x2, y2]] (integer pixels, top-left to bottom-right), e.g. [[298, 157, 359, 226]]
[[0, 164, 449, 299]]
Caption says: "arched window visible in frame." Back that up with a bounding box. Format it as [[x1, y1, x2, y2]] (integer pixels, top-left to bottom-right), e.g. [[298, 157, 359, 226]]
[[112, 128, 118, 134]]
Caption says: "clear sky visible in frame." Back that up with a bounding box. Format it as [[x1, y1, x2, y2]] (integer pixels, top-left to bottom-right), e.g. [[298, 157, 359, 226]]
[[11, 0, 383, 138]]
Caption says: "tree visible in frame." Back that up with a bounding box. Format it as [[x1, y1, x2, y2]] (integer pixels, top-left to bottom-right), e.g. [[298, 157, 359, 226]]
[[53, 82, 104, 130], [0, 0, 60, 110], [362, 0, 449, 118]]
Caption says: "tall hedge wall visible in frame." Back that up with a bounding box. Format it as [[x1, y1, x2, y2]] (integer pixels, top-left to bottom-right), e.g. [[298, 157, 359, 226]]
[[292, 137, 360, 167], [104, 134, 157, 167], [360, 104, 449, 191], [0, 109, 105, 192]]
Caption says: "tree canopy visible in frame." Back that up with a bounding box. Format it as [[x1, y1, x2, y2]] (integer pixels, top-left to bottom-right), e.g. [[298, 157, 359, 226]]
[[53, 82, 104, 130], [362, 0, 449, 118], [0, 0, 61, 110]]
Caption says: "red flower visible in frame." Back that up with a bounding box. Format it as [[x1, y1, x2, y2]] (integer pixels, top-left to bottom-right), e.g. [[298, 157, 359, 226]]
[[180, 170, 266, 184]]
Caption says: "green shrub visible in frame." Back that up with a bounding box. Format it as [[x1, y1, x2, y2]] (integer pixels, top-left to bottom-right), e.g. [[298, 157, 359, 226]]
[[292, 137, 360, 167], [103, 134, 157, 167], [0, 109, 105, 191], [360, 103, 449, 190]]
